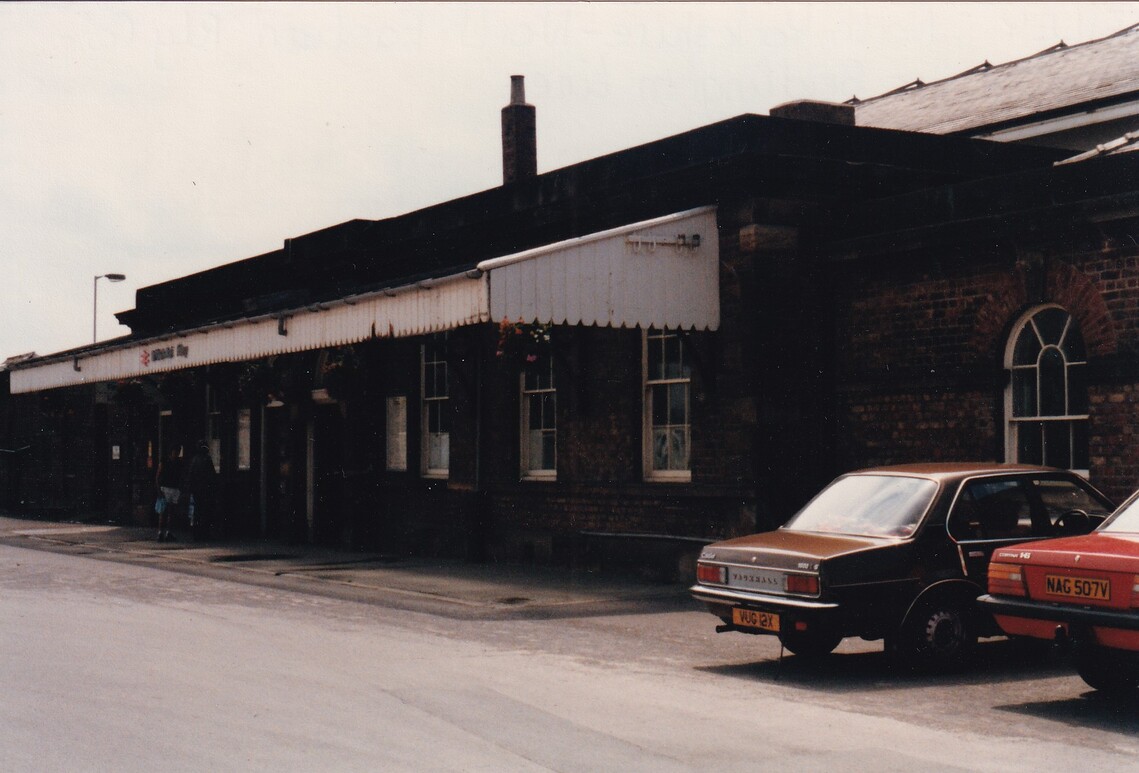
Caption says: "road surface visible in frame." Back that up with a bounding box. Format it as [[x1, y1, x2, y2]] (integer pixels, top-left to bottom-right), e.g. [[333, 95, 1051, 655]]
[[2, 543, 1137, 771]]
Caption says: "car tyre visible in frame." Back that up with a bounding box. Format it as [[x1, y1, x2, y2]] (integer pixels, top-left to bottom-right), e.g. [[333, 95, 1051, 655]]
[[894, 600, 975, 671], [1075, 645, 1139, 694], [778, 629, 842, 658]]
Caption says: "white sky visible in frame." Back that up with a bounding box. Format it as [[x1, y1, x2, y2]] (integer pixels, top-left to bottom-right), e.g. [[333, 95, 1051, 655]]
[[3, 2, 1138, 358]]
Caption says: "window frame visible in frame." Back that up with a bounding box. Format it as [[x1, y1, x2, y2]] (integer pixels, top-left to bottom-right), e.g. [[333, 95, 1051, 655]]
[[1003, 305, 1089, 476], [946, 473, 1112, 544], [643, 328, 692, 482], [420, 341, 449, 478], [519, 358, 557, 480]]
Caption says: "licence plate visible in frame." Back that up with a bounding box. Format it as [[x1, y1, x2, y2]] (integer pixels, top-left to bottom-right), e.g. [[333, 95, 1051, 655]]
[[732, 607, 779, 632], [1045, 574, 1111, 601]]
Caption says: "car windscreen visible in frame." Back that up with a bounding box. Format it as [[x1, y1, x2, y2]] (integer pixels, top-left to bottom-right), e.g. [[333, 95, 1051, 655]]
[[1100, 492, 1139, 534], [782, 474, 938, 538]]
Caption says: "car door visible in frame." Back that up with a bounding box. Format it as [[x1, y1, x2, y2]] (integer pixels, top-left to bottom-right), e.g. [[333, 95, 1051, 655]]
[[948, 474, 1113, 588], [948, 476, 1041, 587]]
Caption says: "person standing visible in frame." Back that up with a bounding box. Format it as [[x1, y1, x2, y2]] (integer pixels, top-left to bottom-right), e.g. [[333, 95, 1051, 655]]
[[155, 446, 184, 542], [184, 441, 217, 541]]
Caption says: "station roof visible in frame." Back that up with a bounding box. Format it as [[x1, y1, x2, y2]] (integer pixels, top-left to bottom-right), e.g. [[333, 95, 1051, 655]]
[[114, 113, 1063, 338], [852, 24, 1139, 137], [9, 111, 1076, 392]]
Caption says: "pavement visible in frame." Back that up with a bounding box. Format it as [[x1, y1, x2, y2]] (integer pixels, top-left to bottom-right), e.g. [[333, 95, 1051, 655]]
[[0, 514, 694, 620]]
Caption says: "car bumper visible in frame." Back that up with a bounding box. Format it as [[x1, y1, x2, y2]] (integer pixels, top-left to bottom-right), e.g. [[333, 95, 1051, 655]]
[[689, 584, 842, 636], [976, 594, 1139, 631], [690, 584, 839, 611]]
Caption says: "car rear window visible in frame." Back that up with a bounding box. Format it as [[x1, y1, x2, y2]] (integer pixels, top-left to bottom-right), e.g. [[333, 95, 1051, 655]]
[[783, 474, 937, 538]]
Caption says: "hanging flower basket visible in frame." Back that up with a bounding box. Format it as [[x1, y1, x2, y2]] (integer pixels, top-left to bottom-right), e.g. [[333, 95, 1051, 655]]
[[496, 319, 552, 365]]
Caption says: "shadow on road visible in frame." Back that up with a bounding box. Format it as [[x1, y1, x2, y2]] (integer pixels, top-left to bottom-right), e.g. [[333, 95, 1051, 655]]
[[997, 690, 1139, 733], [697, 637, 1069, 693]]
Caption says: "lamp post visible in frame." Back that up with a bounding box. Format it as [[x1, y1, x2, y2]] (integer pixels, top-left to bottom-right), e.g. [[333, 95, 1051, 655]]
[[93, 273, 126, 343]]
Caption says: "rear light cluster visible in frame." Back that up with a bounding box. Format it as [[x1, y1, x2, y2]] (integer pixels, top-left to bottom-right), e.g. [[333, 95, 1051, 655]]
[[988, 562, 1027, 597], [785, 574, 820, 595], [696, 562, 726, 585]]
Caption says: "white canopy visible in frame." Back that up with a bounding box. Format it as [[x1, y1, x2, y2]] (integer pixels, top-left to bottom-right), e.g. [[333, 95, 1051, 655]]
[[480, 206, 719, 331], [10, 207, 719, 394]]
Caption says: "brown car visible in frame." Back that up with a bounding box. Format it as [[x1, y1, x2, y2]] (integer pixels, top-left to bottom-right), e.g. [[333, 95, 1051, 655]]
[[690, 464, 1114, 669]]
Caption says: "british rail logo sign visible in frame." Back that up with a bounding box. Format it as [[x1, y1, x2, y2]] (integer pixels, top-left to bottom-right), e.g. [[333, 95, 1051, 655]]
[[140, 344, 189, 367]]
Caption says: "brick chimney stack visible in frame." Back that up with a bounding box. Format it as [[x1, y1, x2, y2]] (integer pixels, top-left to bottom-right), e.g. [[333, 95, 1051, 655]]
[[501, 75, 537, 184]]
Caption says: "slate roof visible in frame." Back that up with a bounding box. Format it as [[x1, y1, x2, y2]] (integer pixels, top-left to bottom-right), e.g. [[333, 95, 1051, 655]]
[[852, 23, 1139, 135]]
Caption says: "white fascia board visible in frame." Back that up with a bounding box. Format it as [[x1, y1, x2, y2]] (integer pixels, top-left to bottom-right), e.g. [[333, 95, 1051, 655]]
[[979, 99, 1139, 143], [10, 270, 488, 394]]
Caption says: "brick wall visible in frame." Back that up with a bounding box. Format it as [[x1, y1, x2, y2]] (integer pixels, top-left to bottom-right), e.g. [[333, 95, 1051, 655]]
[[837, 389, 1001, 470], [837, 254, 1016, 378], [2, 387, 106, 518], [348, 320, 753, 564], [1089, 384, 1139, 502], [833, 239, 1139, 504]]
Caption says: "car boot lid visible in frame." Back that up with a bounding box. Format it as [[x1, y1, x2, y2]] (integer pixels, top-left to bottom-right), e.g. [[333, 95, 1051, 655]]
[[700, 529, 891, 571], [994, 532, 1139, 571]]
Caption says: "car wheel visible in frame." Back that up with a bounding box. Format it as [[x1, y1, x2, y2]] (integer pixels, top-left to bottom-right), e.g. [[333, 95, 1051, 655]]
[[895, 600, 975, 671], [778, 628, 842, 658], [1075, 646, 1139, 694]]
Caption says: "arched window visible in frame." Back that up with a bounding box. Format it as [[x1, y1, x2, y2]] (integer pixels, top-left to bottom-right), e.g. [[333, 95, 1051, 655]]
[[1006, 306, 1088, 472]]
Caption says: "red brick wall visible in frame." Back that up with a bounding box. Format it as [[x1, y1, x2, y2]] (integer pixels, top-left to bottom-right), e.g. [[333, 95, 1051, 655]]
[[834, 241, 1139, 504], [837, 390, 1000, 470], [839, 257, 1015, 376], [1089, 384, 1139, 504]]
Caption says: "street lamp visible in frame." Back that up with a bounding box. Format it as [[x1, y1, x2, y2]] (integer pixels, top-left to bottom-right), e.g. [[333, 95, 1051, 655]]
[[93, 273, 126, 343]]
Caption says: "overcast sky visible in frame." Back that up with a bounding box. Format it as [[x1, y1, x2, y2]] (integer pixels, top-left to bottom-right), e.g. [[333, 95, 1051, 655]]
[[3, 2, 1138, 359]]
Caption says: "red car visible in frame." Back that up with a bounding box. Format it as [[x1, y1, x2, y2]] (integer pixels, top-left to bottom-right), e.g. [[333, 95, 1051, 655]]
[[978, 489, 1139, 693]]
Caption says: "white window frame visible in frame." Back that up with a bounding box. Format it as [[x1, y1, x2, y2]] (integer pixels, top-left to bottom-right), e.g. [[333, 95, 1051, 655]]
[[643, 328, 692, 482], [520, 359, 556, 480], [421, 341, 449, 478], [1004, 304, 1089, 476]]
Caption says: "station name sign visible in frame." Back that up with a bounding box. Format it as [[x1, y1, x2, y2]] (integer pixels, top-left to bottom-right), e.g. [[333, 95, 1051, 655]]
[[140, 344, 189, 367]]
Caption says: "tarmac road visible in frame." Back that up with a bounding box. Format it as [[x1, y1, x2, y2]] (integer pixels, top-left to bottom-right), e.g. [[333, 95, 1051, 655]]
[[3, 516, 1139, 771]]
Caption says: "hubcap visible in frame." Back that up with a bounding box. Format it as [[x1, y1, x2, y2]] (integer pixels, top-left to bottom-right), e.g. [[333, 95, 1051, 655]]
[[925, 611, 962, 653]]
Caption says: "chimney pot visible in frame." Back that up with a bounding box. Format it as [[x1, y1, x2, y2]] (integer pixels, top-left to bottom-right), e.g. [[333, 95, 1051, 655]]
[[502, 75, 537, 184], [510, 74, 527, 105]]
